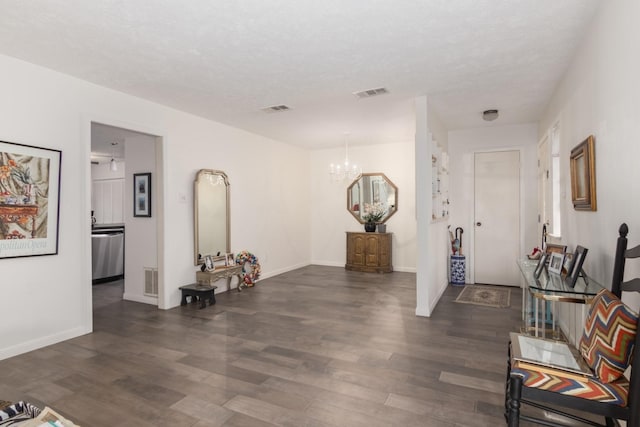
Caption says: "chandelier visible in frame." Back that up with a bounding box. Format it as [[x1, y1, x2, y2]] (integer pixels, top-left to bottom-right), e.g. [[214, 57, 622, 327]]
[[329, 134, 361, 182], [109, 142, 118, 172]]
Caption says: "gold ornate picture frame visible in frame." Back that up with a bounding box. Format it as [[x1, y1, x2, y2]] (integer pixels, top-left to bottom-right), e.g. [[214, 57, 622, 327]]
[[570, 135, 596, 211]]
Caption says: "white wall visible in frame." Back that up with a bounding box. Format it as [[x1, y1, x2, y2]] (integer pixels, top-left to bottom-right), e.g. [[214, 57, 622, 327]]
[[310, 140, 416, 271], [0, 53, 310, 360], [124, 134, 158, 305], [539, 0, 640, 310], [448, 123, 538, 284], [91, 161, 125, 180], [425, 104, 450, 314], [414, 97, 451, 317]]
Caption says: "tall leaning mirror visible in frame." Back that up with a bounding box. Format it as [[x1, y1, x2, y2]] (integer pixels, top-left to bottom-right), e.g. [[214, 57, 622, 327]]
[[194, 169, 230, 265]]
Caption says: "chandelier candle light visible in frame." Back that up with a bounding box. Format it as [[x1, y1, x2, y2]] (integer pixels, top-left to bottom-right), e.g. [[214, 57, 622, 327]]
[[329, 134, 361, 182], [109, 141, 118, 172]]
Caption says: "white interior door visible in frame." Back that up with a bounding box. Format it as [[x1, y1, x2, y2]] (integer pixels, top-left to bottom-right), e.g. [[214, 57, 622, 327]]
[[474, 150, 520, 286]]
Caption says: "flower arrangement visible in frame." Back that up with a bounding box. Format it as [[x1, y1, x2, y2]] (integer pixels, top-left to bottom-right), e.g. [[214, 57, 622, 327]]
[[363, 202, 387, 223]]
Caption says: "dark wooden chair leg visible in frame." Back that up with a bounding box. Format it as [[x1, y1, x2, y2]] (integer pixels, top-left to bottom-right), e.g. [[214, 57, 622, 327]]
[[505, 343, 513, 422], [507, 375, 522, 427]]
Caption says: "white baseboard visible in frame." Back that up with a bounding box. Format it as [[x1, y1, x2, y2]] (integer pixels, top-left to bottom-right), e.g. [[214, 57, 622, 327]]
[[428, 280, 449, 314], [123, 293, 158, 305], [178, 262, 314, 298], [0, 325, 90, 361], [393, 266, 417, 273], [311, 261, 416, 273], [416, 279, 448, 318], [310, 260, 344, 267], [260, 262, 311, 280], [415, 306, 431, 317]]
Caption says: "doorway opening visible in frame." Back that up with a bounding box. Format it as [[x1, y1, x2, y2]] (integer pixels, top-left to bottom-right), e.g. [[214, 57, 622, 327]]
[[90, 122, 163, 311]]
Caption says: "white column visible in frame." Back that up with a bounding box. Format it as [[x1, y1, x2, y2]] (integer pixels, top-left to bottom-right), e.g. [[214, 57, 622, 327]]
[[415, 96, 432, 317]]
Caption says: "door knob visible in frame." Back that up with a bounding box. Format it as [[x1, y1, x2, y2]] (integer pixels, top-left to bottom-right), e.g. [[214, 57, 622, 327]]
[[476, 222, 482, 226]]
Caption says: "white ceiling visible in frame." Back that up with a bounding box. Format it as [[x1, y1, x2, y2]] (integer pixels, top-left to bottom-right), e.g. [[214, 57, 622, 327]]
[[0, 0, 600, 149], [90, 123, 149, 161]]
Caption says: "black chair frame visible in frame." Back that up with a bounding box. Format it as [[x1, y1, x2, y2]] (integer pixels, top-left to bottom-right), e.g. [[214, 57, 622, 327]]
[[505, 223, 640, 427]]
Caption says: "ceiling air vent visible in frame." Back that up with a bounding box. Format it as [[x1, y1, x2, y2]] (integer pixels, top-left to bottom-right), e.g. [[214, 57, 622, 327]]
[[353, 87, 389, 99], [261, 104, 292, 113]]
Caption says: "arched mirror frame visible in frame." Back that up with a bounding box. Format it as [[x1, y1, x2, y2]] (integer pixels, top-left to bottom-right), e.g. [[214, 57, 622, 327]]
[[347, 173, 398, 224], [193, 169, 230, 265]]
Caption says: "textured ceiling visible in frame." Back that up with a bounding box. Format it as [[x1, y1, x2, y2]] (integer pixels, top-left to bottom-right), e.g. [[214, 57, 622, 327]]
[[0, 1, 600, 149], [90, 123, 151, 161]]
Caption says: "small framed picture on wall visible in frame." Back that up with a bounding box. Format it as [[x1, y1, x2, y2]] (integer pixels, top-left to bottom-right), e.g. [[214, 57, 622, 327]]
[[133, 173, 152, 217]]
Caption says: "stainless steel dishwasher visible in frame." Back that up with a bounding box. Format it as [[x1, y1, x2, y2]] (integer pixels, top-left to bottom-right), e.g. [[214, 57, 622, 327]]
[[91, 225, 124, 283]]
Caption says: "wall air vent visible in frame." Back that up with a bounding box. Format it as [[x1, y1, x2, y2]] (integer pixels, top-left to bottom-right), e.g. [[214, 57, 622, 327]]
[[144, 267, 158, 297], [353, 87, 389, 99], [261, 104, 292, 113]]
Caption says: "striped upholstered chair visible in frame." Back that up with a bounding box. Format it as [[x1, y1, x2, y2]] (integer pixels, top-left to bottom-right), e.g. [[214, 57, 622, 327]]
[[505, 224, 640, 426]]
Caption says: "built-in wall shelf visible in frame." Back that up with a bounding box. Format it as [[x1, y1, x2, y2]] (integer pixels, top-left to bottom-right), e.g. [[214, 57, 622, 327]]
[[431, 141, 449, 222]]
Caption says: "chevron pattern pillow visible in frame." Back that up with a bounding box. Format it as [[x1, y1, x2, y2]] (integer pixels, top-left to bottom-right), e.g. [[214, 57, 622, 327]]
[[579, 289, 638, 383]]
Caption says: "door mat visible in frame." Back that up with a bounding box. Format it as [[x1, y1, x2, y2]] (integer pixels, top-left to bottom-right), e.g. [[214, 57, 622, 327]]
[[455, 285, 511, 308]]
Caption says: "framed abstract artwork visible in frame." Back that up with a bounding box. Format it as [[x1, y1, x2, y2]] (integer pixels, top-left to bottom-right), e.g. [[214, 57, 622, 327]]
[[0, 140, 62, 258], [133, 173, 151, 217]]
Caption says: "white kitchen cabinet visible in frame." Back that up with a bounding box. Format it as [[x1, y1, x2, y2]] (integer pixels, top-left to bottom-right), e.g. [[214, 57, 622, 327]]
[[92, 179, 124, 224]]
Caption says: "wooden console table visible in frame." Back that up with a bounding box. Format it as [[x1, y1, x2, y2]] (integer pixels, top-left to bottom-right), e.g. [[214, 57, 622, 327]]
[[196, 264, 245, 291], [345, 231, 393, 273], [0, 204, 38, 238]]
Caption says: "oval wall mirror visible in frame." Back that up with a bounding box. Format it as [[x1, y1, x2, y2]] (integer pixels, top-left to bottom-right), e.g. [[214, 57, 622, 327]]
[[347, 173, 398, 224], [194, 169, 230, 265]]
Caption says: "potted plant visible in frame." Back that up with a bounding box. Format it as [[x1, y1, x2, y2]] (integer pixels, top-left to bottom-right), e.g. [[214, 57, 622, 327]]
[[363, 202, 387, 232]]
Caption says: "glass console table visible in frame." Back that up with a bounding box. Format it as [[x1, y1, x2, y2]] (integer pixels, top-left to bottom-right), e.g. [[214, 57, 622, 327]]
[[517, 259, 604, 340]]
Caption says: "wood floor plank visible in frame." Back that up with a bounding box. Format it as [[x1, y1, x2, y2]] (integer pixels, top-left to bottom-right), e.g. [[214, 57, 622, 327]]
[[0, 266, 525, 426], [223, 395, 328, 427], [219, 412, 277, 427], [171, 395, 235, 426], [438, 371, 504, 394], [305, 400, 394, 427]]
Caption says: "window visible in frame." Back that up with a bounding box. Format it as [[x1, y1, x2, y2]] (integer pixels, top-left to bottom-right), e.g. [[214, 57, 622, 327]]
[[550, 124, 561, 236]]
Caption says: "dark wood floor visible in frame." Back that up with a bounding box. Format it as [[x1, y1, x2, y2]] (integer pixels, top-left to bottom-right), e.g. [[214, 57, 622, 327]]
[[1, 266, 528, 426]]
